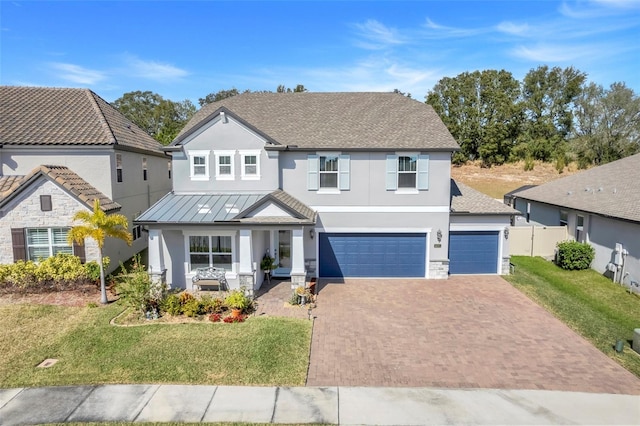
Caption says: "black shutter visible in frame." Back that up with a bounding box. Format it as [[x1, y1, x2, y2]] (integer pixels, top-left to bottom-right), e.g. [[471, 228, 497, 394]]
[[73, 240, 86, 263], [11, 228, 26, 261]]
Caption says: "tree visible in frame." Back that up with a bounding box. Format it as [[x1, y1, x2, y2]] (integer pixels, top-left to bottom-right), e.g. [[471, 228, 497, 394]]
[[68, 200, 133, 304], [426, 70, 521, 165], [112, 91, 195, 145], [198, 88, 245, 107], [572, 82, 640, 166], [276, 84, 308, 93], [518, 66, 586, 161]]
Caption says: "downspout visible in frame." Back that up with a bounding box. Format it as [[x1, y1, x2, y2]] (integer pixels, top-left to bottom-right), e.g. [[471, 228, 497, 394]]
[[619, 248, 628, 284]]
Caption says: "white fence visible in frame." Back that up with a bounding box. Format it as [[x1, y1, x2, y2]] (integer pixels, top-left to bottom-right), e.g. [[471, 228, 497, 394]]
[[509, 226, 569, 257]]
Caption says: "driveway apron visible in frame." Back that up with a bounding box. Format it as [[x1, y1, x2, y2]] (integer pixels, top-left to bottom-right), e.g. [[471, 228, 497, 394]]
[[306, 276, 640, 394]]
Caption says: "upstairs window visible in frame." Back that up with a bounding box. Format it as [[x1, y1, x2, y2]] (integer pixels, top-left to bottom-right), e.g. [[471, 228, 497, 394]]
[[397, 156, 417, 188], [215, 151, 235, 180], [319, 155, 339, 188], [116, 153, 123, 183], [386, 153, 429, 192], [189, 150, 210, 180], [142, 157, 148, 181], [307, 153, 350, 191], [240, 151, 260, 179]]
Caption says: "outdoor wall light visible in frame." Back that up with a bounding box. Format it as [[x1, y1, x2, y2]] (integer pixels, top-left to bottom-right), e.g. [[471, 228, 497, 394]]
[[436, 229, 442, 243], [309, 229, 314, 239], [504, 227, 510, 240]]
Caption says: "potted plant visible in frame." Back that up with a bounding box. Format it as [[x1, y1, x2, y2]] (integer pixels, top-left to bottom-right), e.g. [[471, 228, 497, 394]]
[[225, 290, 250, 319], [260, 253, 276, 284], [295, 286, 310, 305]]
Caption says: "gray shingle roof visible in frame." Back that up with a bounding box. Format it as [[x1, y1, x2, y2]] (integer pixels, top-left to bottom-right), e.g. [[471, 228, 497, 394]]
[[0, 165, 121, 212], [511, 153, 640, 223], [174, 92, 460, 151], [451, 180, 520, 215], [0, 86, 165, 155]]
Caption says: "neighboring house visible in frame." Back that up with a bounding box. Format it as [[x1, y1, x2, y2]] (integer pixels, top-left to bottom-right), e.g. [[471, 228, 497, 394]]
[[136, 92, 517, 291], [0, 86, 172, 271], [508, 153, 640, 286]]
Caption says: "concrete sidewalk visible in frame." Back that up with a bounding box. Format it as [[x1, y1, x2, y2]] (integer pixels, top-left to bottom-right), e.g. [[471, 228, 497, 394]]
[[1, 385, 638, 425]]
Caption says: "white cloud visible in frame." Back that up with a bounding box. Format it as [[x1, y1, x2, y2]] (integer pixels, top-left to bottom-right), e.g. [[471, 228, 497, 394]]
[[352, 19, 405, 49], [421, 18, 487, 38], [123, 55, 189, 81], [510, 43, 603, 62], [49, 63, 106, 85], [496, 21, 531, 36]]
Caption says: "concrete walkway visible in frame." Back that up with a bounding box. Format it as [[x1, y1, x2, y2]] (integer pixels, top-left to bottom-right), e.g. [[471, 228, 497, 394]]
[[1, 385, 638, 425]]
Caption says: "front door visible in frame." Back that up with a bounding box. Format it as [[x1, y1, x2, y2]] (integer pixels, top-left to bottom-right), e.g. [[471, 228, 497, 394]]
[[273, 230, 291, 277]]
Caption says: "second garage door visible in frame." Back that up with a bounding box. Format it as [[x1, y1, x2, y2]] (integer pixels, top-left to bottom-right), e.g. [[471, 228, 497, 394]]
[[449, 230, 499, 274], [318, 232, 426, 278]]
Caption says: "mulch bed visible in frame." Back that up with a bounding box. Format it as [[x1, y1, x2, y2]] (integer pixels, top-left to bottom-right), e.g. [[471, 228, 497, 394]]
[[0, 285, 115, 307]]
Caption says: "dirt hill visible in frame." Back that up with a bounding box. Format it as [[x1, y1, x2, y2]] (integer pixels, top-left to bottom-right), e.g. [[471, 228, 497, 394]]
[[451, 161, 581, 199]]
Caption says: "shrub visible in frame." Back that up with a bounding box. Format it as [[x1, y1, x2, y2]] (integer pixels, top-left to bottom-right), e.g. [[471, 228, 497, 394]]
[[225, 290, 251, 312], [161, 293, 182, 316], [555, 155, 566, 174], [84, 257, 109, 282], [115, 255, 166, 314], [200, 295, 225, 314], [223, 314, 245, 323], [556, 240, 595, 270], [523, 156, 535, 171], [179, 292, 195, 305], [35, 254, 86, 283], [182, 298, 203, 317], [209, 313, 222, 322]]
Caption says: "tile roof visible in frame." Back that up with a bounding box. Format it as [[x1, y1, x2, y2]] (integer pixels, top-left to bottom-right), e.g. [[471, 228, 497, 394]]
[[174, 92, 460, 151], [0, 165, 121, 212], [451, 180, 520, 215], [0, 86, 165, 155], [136, 190, 316, 225], [0, 175, 23, 193], [511, 153, 640, 223]]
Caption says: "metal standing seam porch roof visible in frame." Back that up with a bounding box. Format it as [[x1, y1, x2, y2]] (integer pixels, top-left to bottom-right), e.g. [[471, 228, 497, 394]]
[[135, 190, 316, 225]]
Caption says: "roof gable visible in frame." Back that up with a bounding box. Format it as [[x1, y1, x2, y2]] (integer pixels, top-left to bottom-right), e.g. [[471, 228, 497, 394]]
[[0, 165, 121, 212], [513, 153, 640, 223], [174, 92, 460, 151], [0, 86, 165, 155]]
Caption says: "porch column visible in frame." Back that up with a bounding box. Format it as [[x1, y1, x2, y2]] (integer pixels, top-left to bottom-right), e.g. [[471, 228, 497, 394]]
[[290, 228, 306, 288], [238, 229, 255, 294], [147, 229, 166, 285]]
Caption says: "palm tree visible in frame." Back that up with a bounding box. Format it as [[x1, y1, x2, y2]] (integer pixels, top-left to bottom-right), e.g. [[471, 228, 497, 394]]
[[68, 199, 133, 304]]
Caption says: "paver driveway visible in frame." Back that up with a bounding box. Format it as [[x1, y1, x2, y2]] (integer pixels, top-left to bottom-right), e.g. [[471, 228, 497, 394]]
[[306, 276, 640, 394]]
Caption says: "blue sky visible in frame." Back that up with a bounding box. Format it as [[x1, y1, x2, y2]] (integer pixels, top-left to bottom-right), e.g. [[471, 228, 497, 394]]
[[2, 1, 639, 104]]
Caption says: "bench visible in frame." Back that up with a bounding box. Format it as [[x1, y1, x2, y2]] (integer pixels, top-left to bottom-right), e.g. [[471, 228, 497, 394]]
[[192, 267, 227, 292]]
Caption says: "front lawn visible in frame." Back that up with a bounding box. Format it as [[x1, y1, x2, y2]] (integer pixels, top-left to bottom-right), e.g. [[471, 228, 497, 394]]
[[0, 302, 312, 388], [505, 256, 640, 378]]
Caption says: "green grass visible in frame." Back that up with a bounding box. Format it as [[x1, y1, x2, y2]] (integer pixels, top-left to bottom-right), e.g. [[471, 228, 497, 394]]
[[505, 256, 640, 378], [0, 302, 312, 388]]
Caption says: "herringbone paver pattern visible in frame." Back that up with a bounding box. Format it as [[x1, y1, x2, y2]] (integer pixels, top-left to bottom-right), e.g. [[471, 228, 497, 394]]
[[306, 276, 640, 394]]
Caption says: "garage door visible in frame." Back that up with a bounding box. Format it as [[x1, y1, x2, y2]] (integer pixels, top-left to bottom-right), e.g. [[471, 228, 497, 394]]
[[319, 233, 426, 278], [449, 231, 499, 274]]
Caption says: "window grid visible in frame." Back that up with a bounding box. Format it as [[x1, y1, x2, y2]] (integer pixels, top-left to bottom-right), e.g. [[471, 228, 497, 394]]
[[116, 153, 123, 183], [26, 228, 72, 261], [398, 156, 417, 188], [142, 157, 148, 181], [218, 156, 231, 176], [319, 155, 339, 188], [189, 235, 232, 271]]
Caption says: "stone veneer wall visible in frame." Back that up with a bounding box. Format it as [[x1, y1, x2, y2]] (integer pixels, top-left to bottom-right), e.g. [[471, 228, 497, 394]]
[[501, 257, 511, 275], [429, 260, 449, 279], [0, 178, 100, 264]]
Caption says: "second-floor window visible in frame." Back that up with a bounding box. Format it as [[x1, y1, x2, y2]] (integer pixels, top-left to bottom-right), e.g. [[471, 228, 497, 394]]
[[215, 151, 235, 180], [189, 150, 210, 180], [142, 157, 148, 181], [320, 155, 338, 188], [307, 153, 350, 191], [240, 151, 260, 180], [116, 153, 123, 183], [386, 153, 429, 192]]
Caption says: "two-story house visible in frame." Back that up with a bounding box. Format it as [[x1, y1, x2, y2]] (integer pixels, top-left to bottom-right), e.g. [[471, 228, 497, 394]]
[[0, 86, 172, 271], [136, 92, 516, 291]]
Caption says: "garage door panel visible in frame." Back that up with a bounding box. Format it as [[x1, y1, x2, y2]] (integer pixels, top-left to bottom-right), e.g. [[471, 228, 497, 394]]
[[449, 231, 499, 274], [319, 233, 426, 278]]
